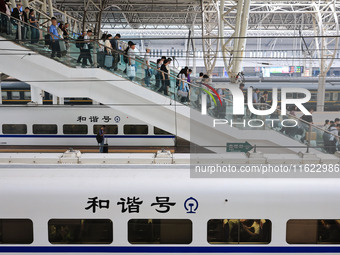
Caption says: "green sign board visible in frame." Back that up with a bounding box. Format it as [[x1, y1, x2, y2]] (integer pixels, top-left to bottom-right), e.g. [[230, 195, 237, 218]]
[[226, 142, 253, 153]]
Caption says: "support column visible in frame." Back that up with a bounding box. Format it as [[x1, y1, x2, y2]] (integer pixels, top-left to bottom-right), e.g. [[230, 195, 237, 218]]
[[312, 1, 339, 112], [201, 0, 220, 76], [22, 0, 29, 9], [220, 0, 250, 83], [30, 86, 43, 104], [47, 0, 54, 17], [186, 26, 196, 76], [52, 95, 58, 104], [59, 97, 64, 105], [0, 74, 2, 105]]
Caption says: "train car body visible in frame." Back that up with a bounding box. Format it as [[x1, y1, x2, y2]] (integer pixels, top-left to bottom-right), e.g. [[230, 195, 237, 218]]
[[0, 166, 340, 254], [1, 82, 92, 105], [212, 80, 340, 111], [0, 105, 175, 147]]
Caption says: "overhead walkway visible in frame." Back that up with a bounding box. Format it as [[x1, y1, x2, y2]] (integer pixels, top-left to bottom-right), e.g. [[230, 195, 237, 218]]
[[0, 14, 335, 154]]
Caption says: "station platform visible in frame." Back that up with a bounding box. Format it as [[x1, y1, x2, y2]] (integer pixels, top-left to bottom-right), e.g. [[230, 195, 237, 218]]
[[0, 150, 339, 165]]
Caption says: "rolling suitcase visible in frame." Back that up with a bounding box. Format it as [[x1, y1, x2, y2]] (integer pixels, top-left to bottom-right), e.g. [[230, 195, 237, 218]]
[[104, 55, 113, 68], [103, 139, 109, 153]]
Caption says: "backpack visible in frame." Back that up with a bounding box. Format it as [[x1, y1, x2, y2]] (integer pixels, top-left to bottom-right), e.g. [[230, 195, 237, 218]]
[[75, 35, 84, 48], [96, 132, 103, 143], [123, 47, 129, 63]]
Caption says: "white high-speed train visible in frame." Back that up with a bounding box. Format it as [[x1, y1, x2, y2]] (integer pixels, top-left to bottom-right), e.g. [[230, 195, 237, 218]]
[[0, 105, 175, 147], [0, 166, 340, 254]]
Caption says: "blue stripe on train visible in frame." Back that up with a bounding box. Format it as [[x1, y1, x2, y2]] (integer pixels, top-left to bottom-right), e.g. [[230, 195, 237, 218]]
[[0, 246, 340, 253], [0, 135, 175, 139]]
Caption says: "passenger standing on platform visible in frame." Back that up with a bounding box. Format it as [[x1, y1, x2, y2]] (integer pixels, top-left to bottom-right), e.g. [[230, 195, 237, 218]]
[[143, 47, 151, 87], [160, 59, 170, 96], [29, 10, 39, 43], [98, 125, 105, 153], [259, 91, 268, 104], [49, 17, 61, 59], [253, 88, 260, 104]]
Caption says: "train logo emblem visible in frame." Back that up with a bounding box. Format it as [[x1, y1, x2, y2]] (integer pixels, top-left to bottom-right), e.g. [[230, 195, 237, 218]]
[[184, 197, 199, 214], [114, 116, 121, 123]]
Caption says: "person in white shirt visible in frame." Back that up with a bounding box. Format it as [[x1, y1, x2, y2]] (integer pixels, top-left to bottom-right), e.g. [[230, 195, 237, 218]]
[[128, 42, 139, 80], [81, 30, 93, 67], [97, 34, 107, 68], [143, 48, 151, 86]]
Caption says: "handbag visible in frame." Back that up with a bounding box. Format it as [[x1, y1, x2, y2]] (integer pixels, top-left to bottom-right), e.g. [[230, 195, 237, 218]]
[[127, 65, 136, 77], [59, 40, 66, 52], [177, 89, 188, 97]]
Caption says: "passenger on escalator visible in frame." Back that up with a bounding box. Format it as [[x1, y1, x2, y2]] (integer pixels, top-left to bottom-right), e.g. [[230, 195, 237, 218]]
[[97, 34, 106, 68], [154, 58, 163, 91], [127, 42, 138, 80], [11, 3, 22, 40], [110, 33, 121, 71], [177, 68, 189, 104], [76, 32, 85, 64], [143, 48, 151, 87], [29, 9, 39, 43], [327, 124, 340, 154], [49, 17, 61, 59], [81, 30, 93, 68], [22, 7, 29, 40], [159, 59, 170, 96]]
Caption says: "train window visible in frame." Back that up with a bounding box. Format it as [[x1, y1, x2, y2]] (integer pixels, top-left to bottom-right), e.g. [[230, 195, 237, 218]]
[[93, 125, 118, 135], [207, 219, 271, 244], [10, 91, 21, 100], [297, 93, 307, 99], [124, 125, 148, 135], [332, 92, 338, 101], [63, 125, 88, 134], [287, 219, 340, 244], [1, 91, 7, 100], [2, 124, 27, 134], [48, 219, 113, 244], [325, 93, 331, 101], [24, 91, 31, 100], [0, 219, 33, 244], [33, 124, 58, 134], [128, 219, 192, 244], [285, 93, 293, 99], [311, 93, 317, 101], [154, 127, 171, 135]]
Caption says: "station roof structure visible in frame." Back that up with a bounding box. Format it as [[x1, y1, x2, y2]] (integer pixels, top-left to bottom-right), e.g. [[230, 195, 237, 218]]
[[33, 0, 340, 31]]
